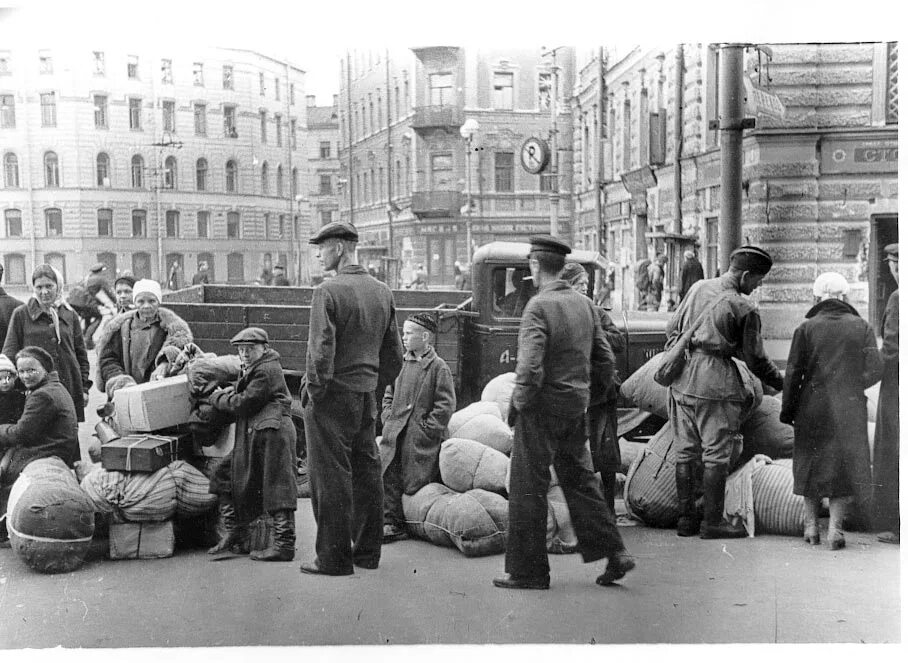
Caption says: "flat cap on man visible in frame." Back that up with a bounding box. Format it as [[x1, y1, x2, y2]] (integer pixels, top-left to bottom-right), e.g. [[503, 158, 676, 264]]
[[309, 221, 359, 245], [90, 263, 106, 273], [730, 245, 773, 275], [884, 243, 899, 262], [528, 235, 572, 257], [273, 264, 285, 270], [230, 327, 270, 345], [406, 312, 437, 334]]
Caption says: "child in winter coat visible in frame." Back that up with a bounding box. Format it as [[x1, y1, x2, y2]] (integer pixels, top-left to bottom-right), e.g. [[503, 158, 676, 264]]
[[379, 313, 455, 543], [204, 327, 298, 562], [0, 354, 25, 425]]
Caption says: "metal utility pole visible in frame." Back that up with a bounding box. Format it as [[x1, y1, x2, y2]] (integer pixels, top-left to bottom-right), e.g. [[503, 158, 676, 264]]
[[718, 44, 745, 271], [673, 44, 685, 236], [544, 47, 561, 237], [597, 46, 607, 257], [345, 51, 355, 225]]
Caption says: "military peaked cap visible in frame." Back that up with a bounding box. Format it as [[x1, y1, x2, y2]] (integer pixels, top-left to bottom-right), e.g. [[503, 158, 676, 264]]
[[90, 262, 106, 273], [230, 327, 270, 345], [309, 221, 359, 244], [406, 312, 437, 334], [730, 245, 773, 275], [528, 235, 571, 257], [884, 243, 898, 262]]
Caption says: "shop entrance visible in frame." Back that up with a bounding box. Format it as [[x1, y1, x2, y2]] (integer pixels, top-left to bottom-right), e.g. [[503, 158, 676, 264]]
[[869, 214, 898, 332]]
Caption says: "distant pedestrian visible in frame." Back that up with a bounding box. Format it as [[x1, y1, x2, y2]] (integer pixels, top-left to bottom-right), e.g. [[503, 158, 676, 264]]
[[646, 252, 666, 311], [781, 272, 882, 548], [258, 257, 274, 286], [679, 250, 705, 302], [409, 264, 429, 290], [595, 263, 615, 308], [634, 257, 651, 311], [873, 243, 899, 545], [192, 261, 211, 285], [454, 262, 467, 290], [166, 261, 185, 291], [300, 222, 403, 576], [272, 264, 290, 287], [0, 265, 24, 349], [494, 236, 633, 591]]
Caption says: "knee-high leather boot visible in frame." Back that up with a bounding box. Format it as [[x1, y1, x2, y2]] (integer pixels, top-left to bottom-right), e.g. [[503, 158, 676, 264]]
[[208, 498, 249, 556], [699, 464, 746, 539], [675, 462, 699, 537], [250, 510, 296, 562]]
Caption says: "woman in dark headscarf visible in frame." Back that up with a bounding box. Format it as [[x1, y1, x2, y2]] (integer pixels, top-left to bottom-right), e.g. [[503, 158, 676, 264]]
[[2, 265, 91, 422]]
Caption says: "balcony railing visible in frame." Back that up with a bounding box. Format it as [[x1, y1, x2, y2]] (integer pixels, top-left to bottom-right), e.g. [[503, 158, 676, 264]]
[[411, 105, 464, 132], [410, 189, 464, 217]]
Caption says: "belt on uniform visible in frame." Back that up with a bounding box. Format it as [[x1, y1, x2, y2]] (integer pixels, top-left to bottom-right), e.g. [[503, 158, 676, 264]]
[[690, 347, 734, 359]]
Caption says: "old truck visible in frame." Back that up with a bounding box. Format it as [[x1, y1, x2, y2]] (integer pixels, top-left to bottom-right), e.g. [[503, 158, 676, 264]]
[[162, 241, 669, 410]]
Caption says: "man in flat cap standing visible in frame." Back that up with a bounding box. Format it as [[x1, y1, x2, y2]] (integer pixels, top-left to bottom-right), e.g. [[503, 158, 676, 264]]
[[668, 245, 784, 539], [494, 235, 635, 591], [301, 222, 404, 576], [873, 243, 899, 544]]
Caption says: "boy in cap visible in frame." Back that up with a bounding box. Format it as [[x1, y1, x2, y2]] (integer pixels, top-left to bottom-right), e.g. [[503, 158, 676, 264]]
[[204, 327, 298, 561], [272, 265, 290, 287], [379, 312, 456, 543], [667, 245, 784, 540]]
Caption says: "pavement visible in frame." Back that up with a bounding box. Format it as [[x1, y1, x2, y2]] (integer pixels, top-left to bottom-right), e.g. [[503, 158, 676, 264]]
[[0, 350, 902, 651]]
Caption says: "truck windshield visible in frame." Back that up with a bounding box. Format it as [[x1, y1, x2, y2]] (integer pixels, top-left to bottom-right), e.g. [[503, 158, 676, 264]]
[[492, 266, 536, 318]]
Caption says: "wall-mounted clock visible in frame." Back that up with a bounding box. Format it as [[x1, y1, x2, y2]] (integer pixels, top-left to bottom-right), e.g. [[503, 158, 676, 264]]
[[520, 137, 550, 174]]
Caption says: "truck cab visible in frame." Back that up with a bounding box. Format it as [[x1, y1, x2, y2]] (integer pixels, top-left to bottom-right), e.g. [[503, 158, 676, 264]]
[[459, 242, 669, 405]]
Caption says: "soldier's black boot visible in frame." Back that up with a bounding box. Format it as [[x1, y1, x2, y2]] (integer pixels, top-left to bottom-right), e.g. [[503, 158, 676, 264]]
[[675, 462, 699, 537], [208, 499, 249, 556], [699, 464, 746, 539], [250, 510, 296, 562]]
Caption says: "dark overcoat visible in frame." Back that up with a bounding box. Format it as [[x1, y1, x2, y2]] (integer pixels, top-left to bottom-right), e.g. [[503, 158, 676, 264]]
[[208, 349, 297, 524], [2, 299, 90, 422], [780, 298, 882, 509], [0, 287, 24, 349], [379, 347, 455, 494], [873, 289, 899, 530]]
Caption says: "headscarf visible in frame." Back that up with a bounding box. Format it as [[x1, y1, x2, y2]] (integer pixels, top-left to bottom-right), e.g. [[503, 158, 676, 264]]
[[31, 264, 72, 344], [812, 272, 850, 301], [133, 279, 163, 304]]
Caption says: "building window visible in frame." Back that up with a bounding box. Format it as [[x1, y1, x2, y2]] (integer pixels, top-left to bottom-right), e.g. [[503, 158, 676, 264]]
[[197, 211, 210, 238], [93, 94, 107, 128], [539, 174, 552, 192], [706, 217, 719, 279], [193, 62, 204, 86], [44, 252, 65, 281], [320, 210, 333, 226], [129, 97, 142, 130], [260, 110, 267, 142], [430, 153, 453, 189], [131, 155, 144, 188], [44, 151, 59, 187], [224, 106, 237, 138], [492, 72, 514, 110], [45, 208, 62, 236], [261, 162, 269, 194], [320, 141, 331, 159], [3, 253, 26, 284], [39, 52, 53, 74], [222, 64, 234, 90], [166, 210, 179, 238], [196, 158, 208, 191], [131, 209, 146, 237], [290, 119, 297, 149], [96, 152, 110, 187], [0, 53, 9, 75], [227, 252, 244, 283], [97, 208, 112, 236], [162, 100, 175, 132], [132, 252, 151, 280], [886, 41, 898, 124], [319, 174, 332, 195], [127, 55, 139, 79], [40, 92, 56, 127], [164, 156, 177, 189], [92, 51, 105, 75], [395, 159, 401, 197], [259, 72, 266, 96], [276, 165, 284, 197], [263, 212, 271, 238], [429, 72, 453, 106], [226, 160, 238, 192], [278, 214, 286, 238], [405, 154, 411, 194], [3, 152, 19, 187], [161, 58, 172, 84], [227, 211, 240, 238], [1, 94, 15, 128], [274, 113, 282, 146], [537, 71, 552, 110], [494, 151, 514, 192], [291, 167, 298, 197], [5, 209, 22, 236], [275, 77, 280, 101], [194, 103, 206, 136], [292, 82, 298, 105]]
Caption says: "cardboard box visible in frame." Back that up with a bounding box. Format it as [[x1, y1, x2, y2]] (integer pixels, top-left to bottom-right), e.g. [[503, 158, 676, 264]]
[[194, 423, 236, 458], [101, 434, 179, 473], [113, 375, 192, 433], [109, 520, 175, 560]]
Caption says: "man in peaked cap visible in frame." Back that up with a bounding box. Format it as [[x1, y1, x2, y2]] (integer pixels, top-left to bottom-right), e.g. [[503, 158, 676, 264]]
[[495, 235, 634, 591], [666, 244, 784, 541], [378, 311, 455, 543], [874, 243, 899, 544], [300, 219, 403, 576], [72, 261, 116, 349]]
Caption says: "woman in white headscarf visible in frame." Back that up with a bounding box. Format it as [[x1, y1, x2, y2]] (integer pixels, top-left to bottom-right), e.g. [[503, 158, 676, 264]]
[[780, 272, 882, 549], [1, 264, 91, 422], [96, 279, 193, 397]]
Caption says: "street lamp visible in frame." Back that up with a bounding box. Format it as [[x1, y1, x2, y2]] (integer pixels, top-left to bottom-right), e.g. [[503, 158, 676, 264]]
[[460, 118, 479, 263]]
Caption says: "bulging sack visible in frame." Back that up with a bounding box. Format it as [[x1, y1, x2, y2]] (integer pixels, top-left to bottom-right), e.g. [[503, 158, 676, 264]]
[[80, 465, 177, 522], [447, 401, 502, 435], [624, 423, 679, 528], [480, 372, 516, 421], [439, 438, 509, 495], [448, 414, 513, 455], [619, 352, 670, 419]]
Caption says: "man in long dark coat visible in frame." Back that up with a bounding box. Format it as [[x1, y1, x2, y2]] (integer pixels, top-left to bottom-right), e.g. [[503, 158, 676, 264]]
[[0, 265, 24, 349], [301, 222, 404, 576], [679, 250, 705, 302], [874, 243, 899, 544], [494, 235, 634, 591]]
